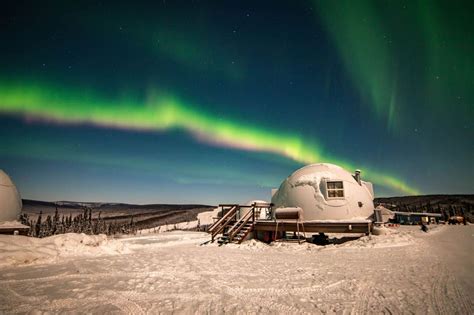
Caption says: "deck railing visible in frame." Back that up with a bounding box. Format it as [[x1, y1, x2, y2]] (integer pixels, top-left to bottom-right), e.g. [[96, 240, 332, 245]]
[[208, 202, 273, 243], [208, 205, 239, 242]]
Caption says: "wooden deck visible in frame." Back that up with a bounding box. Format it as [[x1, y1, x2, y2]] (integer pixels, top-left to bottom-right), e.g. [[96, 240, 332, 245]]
[[0, 226, 30, 236], [254, 220, 372, 234], [208, 203, 373, 244]]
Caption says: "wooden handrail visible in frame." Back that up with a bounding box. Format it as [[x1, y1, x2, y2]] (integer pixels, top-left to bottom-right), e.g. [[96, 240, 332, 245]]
[[227, 207, 253, 236], [207, 203, 274, 243], [209, 205, 240, 242], [229, 215, 253, 241], [251, 203, 273, 209], [211, 214, 237, 241], [228, 207, 255, 241], [208, 205, 238, 233]]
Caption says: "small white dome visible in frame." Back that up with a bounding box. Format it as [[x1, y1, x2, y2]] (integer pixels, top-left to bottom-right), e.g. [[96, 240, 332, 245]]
[[0, 170, 22, 221], [240, 200, 270, 220], [271, 163, 374, 221]]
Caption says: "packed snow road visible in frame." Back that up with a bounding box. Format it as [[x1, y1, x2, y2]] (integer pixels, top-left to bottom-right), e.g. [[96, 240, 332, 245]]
[[0, 225, 472, 314]]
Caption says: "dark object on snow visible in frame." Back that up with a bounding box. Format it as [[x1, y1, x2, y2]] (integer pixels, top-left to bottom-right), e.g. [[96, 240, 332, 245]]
[[312, 233, 329, 245], [421, 224, 429, 232]]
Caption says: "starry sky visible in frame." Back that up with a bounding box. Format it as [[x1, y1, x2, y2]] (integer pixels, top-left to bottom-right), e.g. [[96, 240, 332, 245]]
[[0, 0, 472, 204]]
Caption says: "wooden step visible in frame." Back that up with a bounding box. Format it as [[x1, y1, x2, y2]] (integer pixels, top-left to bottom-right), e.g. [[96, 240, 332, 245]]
[[217, 236, 229, 244]]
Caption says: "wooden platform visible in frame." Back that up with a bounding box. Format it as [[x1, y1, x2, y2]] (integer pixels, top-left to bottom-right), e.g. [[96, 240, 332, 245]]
[[0, 226, 30, 236], [254, 220, 372, 234], [208, 204, 373, 244]]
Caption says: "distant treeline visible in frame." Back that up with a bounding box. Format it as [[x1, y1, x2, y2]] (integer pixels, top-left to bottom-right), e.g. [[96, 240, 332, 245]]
[[375, 198, 473, 222], [22, 199, 213, 212], [19, 205, 211, 238], [19, 208, 138, 238], [374, 194, 473, 207]]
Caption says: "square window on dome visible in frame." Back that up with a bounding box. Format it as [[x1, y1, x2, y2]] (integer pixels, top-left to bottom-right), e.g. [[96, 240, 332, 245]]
[[326, 181, 344, 199]]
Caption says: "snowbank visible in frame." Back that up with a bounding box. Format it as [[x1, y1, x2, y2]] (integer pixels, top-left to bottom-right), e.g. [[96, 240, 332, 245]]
[[0, 224, 447, 269], [119, 230, 209, 249], [221, 226, 423, 252], [0, 220, 29, 229], [334, 232, 414, 249], [0, 233, 129, 267], [138, 219, 202, 235], [0, 226, 471, 314], [224, 239, 271, 251], [197, 207, 220, 225], [138, 207, 219, 235]]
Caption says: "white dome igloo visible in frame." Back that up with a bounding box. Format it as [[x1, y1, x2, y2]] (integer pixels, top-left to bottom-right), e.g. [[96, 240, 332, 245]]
[[240, 200, 270, 220], [271, 163, 374, 221], [0, 170, 22, 221]]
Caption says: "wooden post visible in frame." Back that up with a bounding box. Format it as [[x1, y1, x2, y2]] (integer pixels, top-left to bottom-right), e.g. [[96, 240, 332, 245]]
[[252, 204, 255, 223]]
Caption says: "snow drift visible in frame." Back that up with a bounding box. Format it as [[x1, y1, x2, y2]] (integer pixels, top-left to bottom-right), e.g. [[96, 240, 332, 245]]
[[0, 233, 129, 267]]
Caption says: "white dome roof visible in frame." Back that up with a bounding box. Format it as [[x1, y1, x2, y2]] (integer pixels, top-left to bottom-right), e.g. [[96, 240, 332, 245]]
[[240, 200, 270, 220], [245, 200, 269, 206], [0, 170, 22, 221], [0, 170, 15, 186], [271, 163, 374, 221]]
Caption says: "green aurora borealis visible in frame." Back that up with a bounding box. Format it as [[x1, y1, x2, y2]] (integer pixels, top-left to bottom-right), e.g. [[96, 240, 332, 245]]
[[0, 80, 418, 195], [0, 1, 472, 203], [315, 0, 473, 132]]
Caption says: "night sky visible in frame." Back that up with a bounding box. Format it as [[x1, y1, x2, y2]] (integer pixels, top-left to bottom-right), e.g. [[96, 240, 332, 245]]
[[0, 1, 472, 204]]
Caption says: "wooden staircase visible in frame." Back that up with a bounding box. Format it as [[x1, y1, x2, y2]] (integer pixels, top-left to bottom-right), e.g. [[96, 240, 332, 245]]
[[208, 203, 272, 244], [208, 203, 271, 244], [227, 206, 258, 243], [208, 205, 239, 243]]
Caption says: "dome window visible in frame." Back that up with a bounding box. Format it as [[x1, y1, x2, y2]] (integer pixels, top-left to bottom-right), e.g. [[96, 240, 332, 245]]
[[326, 181, 344, 199]]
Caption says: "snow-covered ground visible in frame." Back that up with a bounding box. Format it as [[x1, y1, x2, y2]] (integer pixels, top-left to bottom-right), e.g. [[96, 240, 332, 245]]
[[137, 206, 219, 235], [0, 225, 472, 314]]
